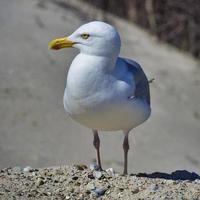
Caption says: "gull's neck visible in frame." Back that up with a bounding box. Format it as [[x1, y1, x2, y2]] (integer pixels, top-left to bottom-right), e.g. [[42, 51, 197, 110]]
[[67, 52, 117, 85], [78, 53, 117, 71], [66, 53, 117, 99]]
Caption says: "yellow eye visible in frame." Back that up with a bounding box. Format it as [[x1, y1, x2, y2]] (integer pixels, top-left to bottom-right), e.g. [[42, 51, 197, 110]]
[[81, 33, 90, 39]]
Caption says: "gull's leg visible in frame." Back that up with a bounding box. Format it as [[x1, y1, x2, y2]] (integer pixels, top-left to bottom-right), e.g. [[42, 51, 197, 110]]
[[123, 130, 130, 175], [92, 129, 102, 171]]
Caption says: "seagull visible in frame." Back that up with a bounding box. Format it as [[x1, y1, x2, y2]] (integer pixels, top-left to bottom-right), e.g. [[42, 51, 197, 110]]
[[49, 21, 151, 175]]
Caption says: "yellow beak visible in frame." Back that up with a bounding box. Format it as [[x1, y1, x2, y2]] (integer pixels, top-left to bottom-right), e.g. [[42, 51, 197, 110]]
[[48, 37, 75, 50]]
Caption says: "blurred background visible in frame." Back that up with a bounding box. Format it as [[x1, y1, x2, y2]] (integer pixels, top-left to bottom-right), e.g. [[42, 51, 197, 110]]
[[83, 0, 200, 59], [0, 0, 200, 174]]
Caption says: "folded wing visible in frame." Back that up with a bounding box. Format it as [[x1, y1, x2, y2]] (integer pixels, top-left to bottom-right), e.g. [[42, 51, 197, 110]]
[[123, 58, 150, 105]]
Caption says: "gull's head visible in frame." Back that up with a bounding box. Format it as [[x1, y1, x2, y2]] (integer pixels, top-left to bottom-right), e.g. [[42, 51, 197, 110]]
[[49, 21, 121, 58]]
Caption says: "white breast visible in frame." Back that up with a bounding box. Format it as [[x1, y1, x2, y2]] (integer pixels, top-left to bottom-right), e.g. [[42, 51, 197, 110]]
[[63, 54, 150, 131]]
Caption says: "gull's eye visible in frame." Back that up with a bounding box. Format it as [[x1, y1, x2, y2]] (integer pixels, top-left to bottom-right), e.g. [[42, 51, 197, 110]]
[[81, 33, 90, 40]]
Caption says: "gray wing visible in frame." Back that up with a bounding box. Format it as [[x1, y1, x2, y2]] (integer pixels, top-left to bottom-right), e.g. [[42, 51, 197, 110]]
[[123, 58, 150, 105]]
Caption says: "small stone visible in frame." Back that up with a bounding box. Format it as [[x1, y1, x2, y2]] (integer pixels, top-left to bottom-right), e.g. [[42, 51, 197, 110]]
[[47, 192, 52, 196], [72, 176, 79, 180], [12, 167, 22, 174], [74, 181, 81, 186], [106, 190, 111, 195], [118, 187, 124, 192], [149, 184, 159, 192], [194, 179, 200, 184], [89, 163, 99, 171], [166, 180, 176, 185], [85, 190, 91, 195], [132, 176, 138, 181], [79, 194, 84, 199], [132, 188, 139, 194], [36, 178, 45, 186], [69, 188, 74, 193], [74, 164, 87, 170], [93, 187, 107, 197], [32, 172, 36, 176], [54, 179, 59, 183], [42, 192, 48, 196], [23, 166, 32, 173], [86, 182, 96, 190], [53, 169, 63, 175], [118, 192, 123, 197], [88, 173, 95, 179], [65, 195, 70, 199], [93, 171, 102, 179], [106, 168, 115, 176]]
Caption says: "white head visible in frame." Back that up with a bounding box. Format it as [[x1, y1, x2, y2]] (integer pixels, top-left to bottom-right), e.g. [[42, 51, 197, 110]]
[[49, 21, 121, 58]]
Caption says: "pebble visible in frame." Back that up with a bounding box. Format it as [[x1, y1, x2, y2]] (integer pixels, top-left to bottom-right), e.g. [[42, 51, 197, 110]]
[[166, 180, 176, 185], [89, 163, 99, 171], [132, 188, 139, 194], [106, 168, 115, 176], [88, 173, 95, 179], [93, 170, 103, 179], [72, 176, 79, 180], [86, 182, 96, 190], [74, 164, 87, 171], [12, 167, 22, 174], [149, 184, 159, 192], [36, 178, 45, 186], [93, 187, 107, 197], [53, 169, 64, 175], [23, 166, 32, 173], [118, 192, 123, 198], [32, 172, 36, 176], [1, 166, 199, 200], [194, 179, 200, 184], [132, 176, 139, 182]]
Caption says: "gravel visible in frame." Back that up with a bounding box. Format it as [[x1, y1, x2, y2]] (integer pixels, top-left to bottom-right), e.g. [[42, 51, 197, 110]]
[[0, 165, 200, 199]]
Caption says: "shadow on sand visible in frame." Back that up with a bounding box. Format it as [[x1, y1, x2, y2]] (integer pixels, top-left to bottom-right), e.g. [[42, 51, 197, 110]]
[[135, 170, 200, 181]]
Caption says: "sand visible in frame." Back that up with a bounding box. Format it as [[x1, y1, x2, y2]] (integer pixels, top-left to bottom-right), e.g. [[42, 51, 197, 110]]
[[1, 165, 200, 200]]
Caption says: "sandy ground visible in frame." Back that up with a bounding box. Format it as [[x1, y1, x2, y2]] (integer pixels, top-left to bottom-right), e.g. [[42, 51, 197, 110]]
[[0, 166, 200, 199], [0, 0, 200, 174]]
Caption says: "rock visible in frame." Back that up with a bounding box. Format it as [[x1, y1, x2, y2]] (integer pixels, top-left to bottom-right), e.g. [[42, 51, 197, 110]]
[[72, 176, 79, 180], [53, 169, 64, 175], [118, 187, 124, 192], [132, 188, 139, 194], [194, 179, 200, 184], [23, 166, 32, 173], [88, 173, 95, 179], [149, 184, 159, 192], [74, 164, 87, 170], [89, 163, 99, 171], [36, 178, 45, 186], [118, 192, 124, 198], [106, 168, 115, 176], [47, 192, 52, 196], [93, 171, 103, 179], [93, 187, 107, 197], [86, 182, 96, 191], [32, 172, 36, 176], [166, 180, 176, 185], [65, 195, 70, 199], [12, 167, 22, 174], [74, 181, 81, 186]]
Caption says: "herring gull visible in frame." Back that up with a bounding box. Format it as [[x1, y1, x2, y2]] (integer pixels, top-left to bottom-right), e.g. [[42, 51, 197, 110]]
[[49, 21, 151, 175]]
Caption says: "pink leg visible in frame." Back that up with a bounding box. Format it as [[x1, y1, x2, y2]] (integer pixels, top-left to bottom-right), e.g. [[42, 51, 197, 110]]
[[123, 131, 129, 175], [93, 130, 102, 171]]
